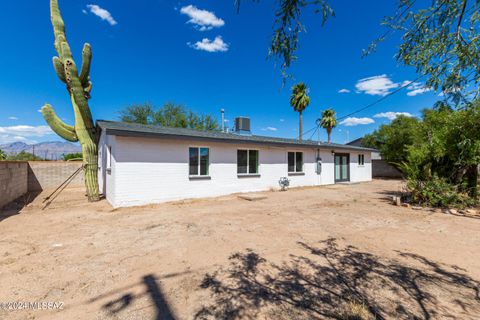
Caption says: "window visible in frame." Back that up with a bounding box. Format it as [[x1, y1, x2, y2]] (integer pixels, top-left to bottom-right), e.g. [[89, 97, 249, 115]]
[[237, 150, 259, 175], [106, 145, 112, 173], [189, 147, 209, 176], [288, 152, 304, 173], [358, 154, 365, 166]]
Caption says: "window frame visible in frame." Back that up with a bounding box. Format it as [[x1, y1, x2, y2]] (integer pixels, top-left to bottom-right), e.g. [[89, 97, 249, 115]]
[[358, 154, 365, 166], [237, 149, 260, 177], [287, 151, 304, 174], [189, 146, 210, 179], [106, 145, 112, 174]]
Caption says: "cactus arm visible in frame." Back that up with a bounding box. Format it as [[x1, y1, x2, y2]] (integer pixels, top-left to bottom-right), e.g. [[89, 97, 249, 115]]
[[52, 57, 66, 83], [79, 43, 92, 87], [41, 104, 78, 142]]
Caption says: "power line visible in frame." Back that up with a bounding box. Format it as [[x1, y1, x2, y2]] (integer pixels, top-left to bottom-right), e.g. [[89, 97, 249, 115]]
[[337, 74, 426, 121], [308, 125, 319, 141]]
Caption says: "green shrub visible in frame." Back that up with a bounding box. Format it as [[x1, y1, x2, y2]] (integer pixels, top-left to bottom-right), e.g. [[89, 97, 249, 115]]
[[407, 176, 477, 208], [63, 152, 83, 161]]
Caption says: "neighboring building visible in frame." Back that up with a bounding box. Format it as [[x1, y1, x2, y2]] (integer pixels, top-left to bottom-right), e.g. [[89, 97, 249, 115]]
[[97, 120, 376, 208], [347, 138, 402, 178]]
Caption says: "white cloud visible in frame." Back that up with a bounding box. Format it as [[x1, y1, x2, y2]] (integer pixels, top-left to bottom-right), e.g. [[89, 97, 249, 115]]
[[338, 89, 350, 93], [86, 4, 117, 26], [374, 112, 413, 120], [82, 9, 88, 15], [355, 75, 432, 97], [402, 81, 432, 96], [279, 119, 285, 122], [0, 125, 54, 144], [340, 117, 375, 126], [180, 5, 225, 31], [261, 127, 278, 132], [189, 36, 229, 52], [355, 75, 399, 96], [8, 116, 18, 120]]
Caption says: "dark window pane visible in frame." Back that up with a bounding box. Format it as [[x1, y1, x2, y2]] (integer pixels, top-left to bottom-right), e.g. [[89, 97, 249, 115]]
[[296, 152, 303, 172], [200, 148, 209, 176], [189, 148, 199, 175], [288, 152, 295, 172], [358, 154, 364, 165], [237, 150, 247, 174], [249, 150, 258, 174]]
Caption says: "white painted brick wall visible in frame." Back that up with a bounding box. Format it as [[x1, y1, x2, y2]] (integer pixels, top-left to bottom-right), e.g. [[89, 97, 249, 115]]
[[98, 132, 372, 208]]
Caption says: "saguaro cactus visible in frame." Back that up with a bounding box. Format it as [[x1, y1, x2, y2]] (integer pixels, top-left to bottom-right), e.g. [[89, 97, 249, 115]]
[[41, 0, 99, 201]]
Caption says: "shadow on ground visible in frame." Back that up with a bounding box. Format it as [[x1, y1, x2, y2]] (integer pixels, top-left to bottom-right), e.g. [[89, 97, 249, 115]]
[[195, 238, 480, 319], [88, 272, 187, 320], [0, 191, 40, 223]]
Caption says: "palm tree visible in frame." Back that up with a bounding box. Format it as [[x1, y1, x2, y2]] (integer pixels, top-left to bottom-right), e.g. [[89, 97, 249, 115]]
[[320, 109, 337, 143], [0, 149, 6, 160], [290, 82, 310, 140]]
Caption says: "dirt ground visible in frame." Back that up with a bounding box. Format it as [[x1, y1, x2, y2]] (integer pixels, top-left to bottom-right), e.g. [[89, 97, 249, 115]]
[[1, 179, 479, 320]]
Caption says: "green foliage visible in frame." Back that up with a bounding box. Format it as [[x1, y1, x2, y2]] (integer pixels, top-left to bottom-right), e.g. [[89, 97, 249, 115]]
[[406, 175, 476, 208], [236, 0, 334, 78], [290, 82, 310, 140], [373, 101, 480, 207], [367, 0, 480, 104], [7, 151, 43, 161], [319, 109, 337, 143], [63, 152, 83, 161], [119, 102, 220, 131], [0, 149, 6, 160], [119, 104, 155, 125], [362, 115, 421, 163]]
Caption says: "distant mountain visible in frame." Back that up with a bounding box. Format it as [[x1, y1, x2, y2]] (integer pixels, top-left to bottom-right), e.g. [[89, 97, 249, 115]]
[[0, 141, 81, 160]]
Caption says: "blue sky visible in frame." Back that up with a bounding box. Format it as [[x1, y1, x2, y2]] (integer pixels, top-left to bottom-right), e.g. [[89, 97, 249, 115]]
[[0, 0, 438, 145]]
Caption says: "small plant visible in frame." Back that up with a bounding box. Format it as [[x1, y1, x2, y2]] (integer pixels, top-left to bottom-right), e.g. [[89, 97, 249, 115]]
[[339, 301, 373, 320]]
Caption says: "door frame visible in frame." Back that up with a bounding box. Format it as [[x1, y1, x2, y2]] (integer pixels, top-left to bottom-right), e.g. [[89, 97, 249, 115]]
[[334, 153, 350, 183]]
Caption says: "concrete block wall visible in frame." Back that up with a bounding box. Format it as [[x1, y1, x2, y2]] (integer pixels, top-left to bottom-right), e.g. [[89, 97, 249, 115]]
[[372, 160, 403, 178], [0, 161, 28, 208], [27, 161, 84, 191]]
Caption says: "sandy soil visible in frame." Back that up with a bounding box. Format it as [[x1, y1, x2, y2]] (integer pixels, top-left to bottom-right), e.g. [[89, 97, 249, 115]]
[[0, 179, 479, 320]]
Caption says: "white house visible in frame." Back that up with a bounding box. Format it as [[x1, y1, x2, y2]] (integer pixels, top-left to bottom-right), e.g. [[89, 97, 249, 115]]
[[97, 120, 375, 208]]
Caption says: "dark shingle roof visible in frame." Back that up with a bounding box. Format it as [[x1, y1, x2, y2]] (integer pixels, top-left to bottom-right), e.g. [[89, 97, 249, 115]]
[[97, 120, 376, 152]]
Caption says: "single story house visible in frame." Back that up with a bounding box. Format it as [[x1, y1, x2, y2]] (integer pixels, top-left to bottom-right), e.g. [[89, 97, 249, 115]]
[[97, 119, 376, 208]]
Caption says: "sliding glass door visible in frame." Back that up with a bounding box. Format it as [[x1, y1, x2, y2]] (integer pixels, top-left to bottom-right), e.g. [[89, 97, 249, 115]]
[[334, 154, 350, 182]]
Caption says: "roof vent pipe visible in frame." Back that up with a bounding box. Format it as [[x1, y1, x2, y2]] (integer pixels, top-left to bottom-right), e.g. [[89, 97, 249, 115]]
[[221, 108, 225, 133]]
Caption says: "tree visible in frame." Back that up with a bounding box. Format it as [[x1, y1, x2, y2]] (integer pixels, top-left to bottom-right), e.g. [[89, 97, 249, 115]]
[[119, 103, 155, 125], [290, 83, 310, 140], [63, 152, 83, 161], [0, 149, 6, 160], [409, 102, 480, 197], [367, 0, 480, 105], [7, 151, 43, 161], [40, 0, 99, 201], [120, 103, 219, 131], [319, 109, 337, 144], [363, 102, 479, 205], [236, 1, 334, 78], [362, 115, 421, 163]]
